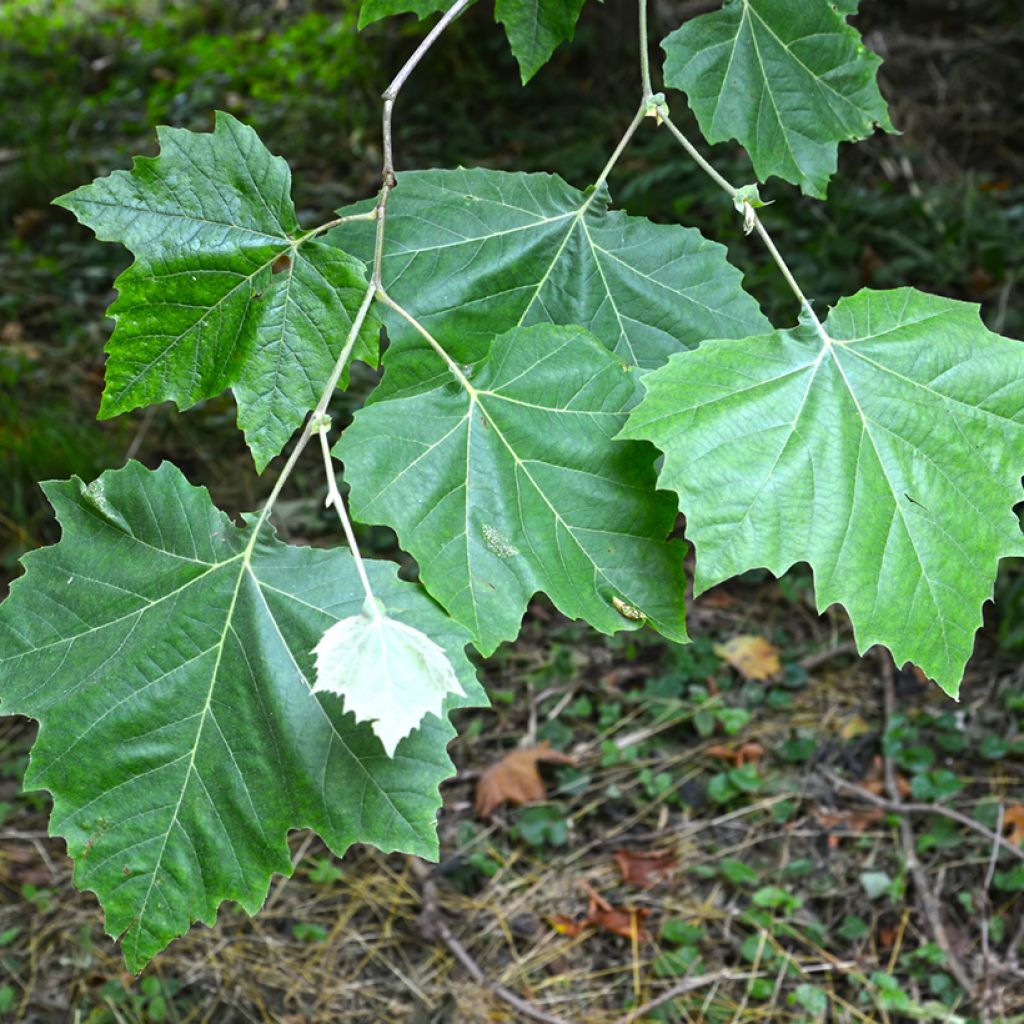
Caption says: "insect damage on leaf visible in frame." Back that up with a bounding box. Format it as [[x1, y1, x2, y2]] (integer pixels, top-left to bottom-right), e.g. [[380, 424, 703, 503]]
[[612, 596, 645, 622]]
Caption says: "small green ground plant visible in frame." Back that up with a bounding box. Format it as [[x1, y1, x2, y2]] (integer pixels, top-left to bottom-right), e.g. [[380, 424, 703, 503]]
[[1, 0, 1022, 973]]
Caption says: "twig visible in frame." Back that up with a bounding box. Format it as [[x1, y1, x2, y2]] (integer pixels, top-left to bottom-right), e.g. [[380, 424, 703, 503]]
[[258, 0, 469, 524], [317, 422, 377, 606], [411, 860, 572, 1024], [124, 404, 157, 463], [823, 772, 1024, 863], [799, 640, 860, 672], [879, 652, 977, 1003], [375, 98, 646, 387], [979, 801, 1004, 1003], [638, 0, 654, 98], [661, 114, 827, 333], [983, 802, 1005, 892], [660, 112, 737, 200], [374, 0, 474, 287], [256, 285, 376, 524], [644, 0, 831, 334], [612, 969, 762, 1024]]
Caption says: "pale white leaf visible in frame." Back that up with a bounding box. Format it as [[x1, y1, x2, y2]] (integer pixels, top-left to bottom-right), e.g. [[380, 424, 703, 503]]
[[312, 601, 467, 757]]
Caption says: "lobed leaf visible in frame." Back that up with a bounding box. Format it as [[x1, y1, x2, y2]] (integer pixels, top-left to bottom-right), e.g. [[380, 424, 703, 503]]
[[662, 0, 893, 197], [495, 0, 587, 82], [0, 462, 485, 971], [336, 323, 688, 654], [622, 288, 1024, 694], [358, 0, 582, 81], [55, 112, 380, 471], [330, 167, 768, 368], [358, 0, 462, 28]]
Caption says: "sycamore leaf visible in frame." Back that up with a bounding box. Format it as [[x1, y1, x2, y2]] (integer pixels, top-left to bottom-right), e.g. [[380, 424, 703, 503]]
[[553, 889, 651, 941], [614, 847, 679, 889], [622, 288, 1024, 695], [474, 741, 574, 818], [0, 462, 485, 972], [55, 112, 380, 471], [312, 599, 466, 756], [357, 0, 580, 81], [336, 323, 688, 654], [662, 0, 894, 197], [714, 635, 781, 681], [495, 0, 587, 83], [1004, 806, 1024, 847], [358, 0, 462, 28], [330, 168, 768, 369]]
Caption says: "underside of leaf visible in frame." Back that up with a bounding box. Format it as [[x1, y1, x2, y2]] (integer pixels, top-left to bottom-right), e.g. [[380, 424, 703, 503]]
[[313, 602, 467, 756], [623, 288, 1024, 695]]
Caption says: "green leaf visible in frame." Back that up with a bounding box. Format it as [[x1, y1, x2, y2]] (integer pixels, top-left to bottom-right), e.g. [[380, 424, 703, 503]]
[[662, 0, 894, 197], [0, 462, 485, 972], [330, 168, 769, 369], [495, 0, 587, 83], [55, 112, 380, 472], [792, 984, 829, 1016], [721, 857, 759, 886], [358, 0, 461, 29], [336, 323, 688, 655], [357, 0, 578, 80], [623, 288, 1024, 695]]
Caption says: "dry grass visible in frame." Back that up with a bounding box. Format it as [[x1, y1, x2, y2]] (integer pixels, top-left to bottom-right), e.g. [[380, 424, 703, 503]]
[[3, 578, 1024, 1023]]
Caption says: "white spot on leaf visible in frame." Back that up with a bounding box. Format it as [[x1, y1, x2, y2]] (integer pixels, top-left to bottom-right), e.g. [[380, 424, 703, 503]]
[[483, 525, 519, 558]]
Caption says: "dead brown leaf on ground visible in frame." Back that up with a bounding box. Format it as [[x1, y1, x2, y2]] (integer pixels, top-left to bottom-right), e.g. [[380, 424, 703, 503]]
[[713, 635, 781, 681], [549, 884, 651, 942], [474, 741, 574, 819], [613, 847, 678, 889], [815, 807, 885, 848], [861, 754, 911, 799], [706, 741, 764, 767], [1004, 804, 1024, 846]]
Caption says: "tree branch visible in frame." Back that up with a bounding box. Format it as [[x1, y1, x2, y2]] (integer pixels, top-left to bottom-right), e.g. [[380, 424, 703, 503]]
[[259, 1, 470, 525]]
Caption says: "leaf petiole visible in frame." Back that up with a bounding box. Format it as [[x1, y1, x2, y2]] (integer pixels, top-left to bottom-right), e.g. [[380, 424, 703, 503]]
[[317, 419, 378, 611]]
